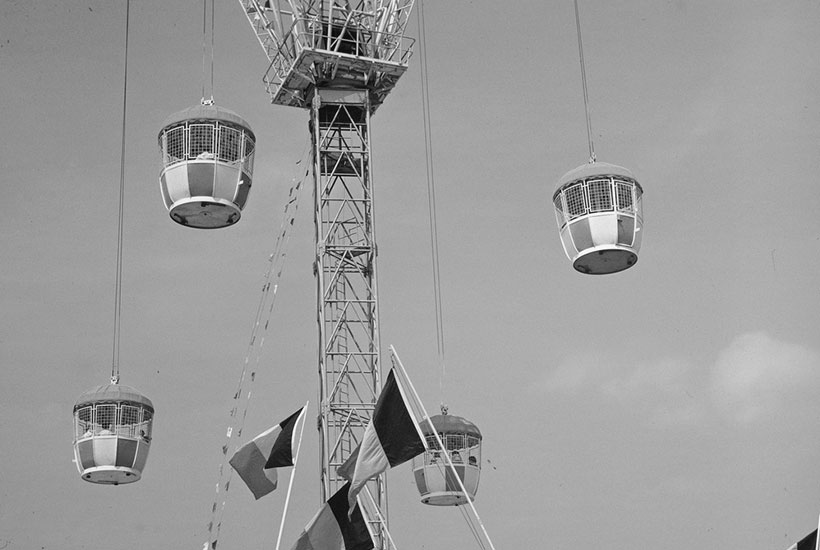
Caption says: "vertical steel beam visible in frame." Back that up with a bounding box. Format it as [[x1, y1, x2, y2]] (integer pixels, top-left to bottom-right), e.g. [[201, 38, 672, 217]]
[[310, 87, 388, 548]]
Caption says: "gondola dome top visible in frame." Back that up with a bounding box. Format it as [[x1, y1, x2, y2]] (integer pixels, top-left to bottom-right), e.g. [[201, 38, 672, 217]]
[[554, 161, 638, 195], [74, 383, 154, 413], [159, 103, 254, 138], [421, 414, 482, 439]]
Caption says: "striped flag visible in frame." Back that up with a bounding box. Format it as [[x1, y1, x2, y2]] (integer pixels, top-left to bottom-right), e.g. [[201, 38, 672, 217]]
[[290, 482, 372, 550], [787, 528, 818, 550], [787, 513, 820, 550], [346, 369, 426, 509], [229, 406, 305, 500]]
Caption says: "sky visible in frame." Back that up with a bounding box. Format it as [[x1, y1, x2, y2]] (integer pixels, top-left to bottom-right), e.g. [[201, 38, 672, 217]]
[[1, 0, 820, 549]]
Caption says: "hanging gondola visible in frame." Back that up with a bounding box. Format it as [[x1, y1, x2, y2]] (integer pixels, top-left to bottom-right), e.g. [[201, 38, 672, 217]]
[[73, 382, 154, 485], [412, 409, 483, 506], [73, 0, 154, 485], [553, 0, 645, 275], [553, 161, 643, 274], [158, 102, 256, 229]]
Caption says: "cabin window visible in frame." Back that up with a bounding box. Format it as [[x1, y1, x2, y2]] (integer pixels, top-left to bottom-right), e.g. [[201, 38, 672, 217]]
[[75, 406, 93, 438], [189, 123, 215, 158], [587, 179, 613, 212], [118, 405, 141, 437], [242, 134, 256, 176], [616, 180, 634, 212], [139, 409, 153, 441], [565, 183, 587, 220], [218, 126, 243, 163], [163, 126, 186, 165], [96, 404, 117, 433], [554, 195, 567, 227]]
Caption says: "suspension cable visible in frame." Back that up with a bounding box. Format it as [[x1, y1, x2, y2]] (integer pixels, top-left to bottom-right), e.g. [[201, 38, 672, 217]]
[[205, 140, 311, 550], [415, 14, 494, 548], [210, 0, 215, 102], [201, 0, 207, 102], [201, 0, 215, 104], [111, 0, 131, 385], [416, 0, 447, 408], [574, 0, 596, 163]]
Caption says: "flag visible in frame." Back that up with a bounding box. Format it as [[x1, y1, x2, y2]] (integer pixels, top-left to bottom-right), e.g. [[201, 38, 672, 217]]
[[336, 445, 358, 481], [787, 528, 818, 550], [290, 482, 373, 550], [229, 406, 305, 499], [346, 369, 425, 509]]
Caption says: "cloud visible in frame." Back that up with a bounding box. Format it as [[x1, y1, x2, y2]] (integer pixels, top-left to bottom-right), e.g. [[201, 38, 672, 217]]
[[538, 351, 704, 427], [710, 331, 820, 424], [538, 331, 820, 428], [600, 357, 692, 400], [538, 350, 605, 394]]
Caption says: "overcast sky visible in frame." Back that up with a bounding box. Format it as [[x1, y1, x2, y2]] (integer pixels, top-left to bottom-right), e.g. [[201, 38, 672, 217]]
[[2, 1, 820, 549]]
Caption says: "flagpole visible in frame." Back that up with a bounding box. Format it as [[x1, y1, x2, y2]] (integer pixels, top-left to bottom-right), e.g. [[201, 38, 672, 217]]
[[815, 512, 820, 550], [275, 402, 309, 550], [362, 485, 399, 550], [389, 346, 497, 550]]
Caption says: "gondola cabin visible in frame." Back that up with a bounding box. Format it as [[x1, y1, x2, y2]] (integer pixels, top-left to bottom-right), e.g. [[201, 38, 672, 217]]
[[158, 103, 256, 229], [553, 161, 643, 274], [73, 382, 154, 485], [412, 412, 482, 506]]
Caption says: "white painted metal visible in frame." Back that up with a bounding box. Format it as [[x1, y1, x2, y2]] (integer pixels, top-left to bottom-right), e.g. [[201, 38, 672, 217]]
[[553, 162, 644, 274], [73, 384, 154, 485], [238, 0, 415, 111], [310, 88, 387, 545], [235, 2, 417, 548]]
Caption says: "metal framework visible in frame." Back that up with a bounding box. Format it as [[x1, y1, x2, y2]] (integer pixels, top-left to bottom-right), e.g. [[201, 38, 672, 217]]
[[239, 0, 414, 111], [311, 86, 385, 530], [236, 2, 416, 548]]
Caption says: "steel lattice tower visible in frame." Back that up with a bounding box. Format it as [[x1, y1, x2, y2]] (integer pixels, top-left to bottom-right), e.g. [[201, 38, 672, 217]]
[[237, 2, 415, 546]]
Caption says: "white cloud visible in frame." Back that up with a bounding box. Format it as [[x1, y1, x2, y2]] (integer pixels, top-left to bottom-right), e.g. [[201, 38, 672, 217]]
[[539, 351, 704, 427], [600, 357, 692, 401], [537, 350, 607, 394], [710, 331, 820, 424], [539, 331, 820, 428]]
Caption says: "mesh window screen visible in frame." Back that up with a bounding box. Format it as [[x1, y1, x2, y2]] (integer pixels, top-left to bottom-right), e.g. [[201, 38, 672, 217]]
[[554, 195, 567, 227], [97, 405, 116, 432], [616, 181, 634, 212], [190, 124, 215, 158], [140, 409, 153, 440], [76, 406, 92, 438], [243, 134, 255, 157], [218, 126, 242, 162], [118, 405, 141, 437], [164, 126, 186, 164], [243, 135, 256, 176], [443, 433, 467, 451], [565, 184, 587, 219], [588, 179, 613, 212], [78, 406, 92, 423], [120, 405, 140, 425]]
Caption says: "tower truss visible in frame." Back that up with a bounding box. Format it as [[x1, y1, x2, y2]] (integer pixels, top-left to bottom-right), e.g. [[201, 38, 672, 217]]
[[236, 2, 416, 548], [311, 86, 385, 530]]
